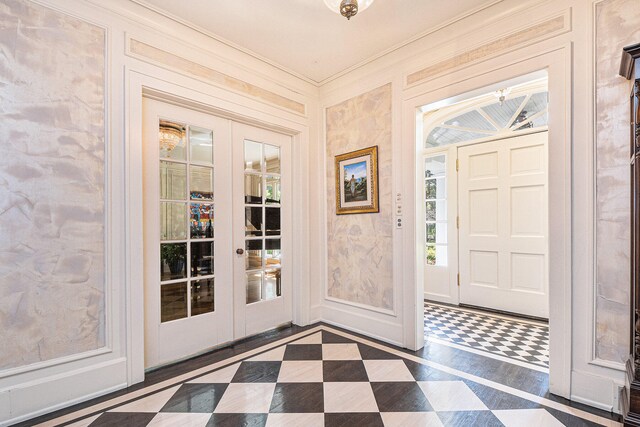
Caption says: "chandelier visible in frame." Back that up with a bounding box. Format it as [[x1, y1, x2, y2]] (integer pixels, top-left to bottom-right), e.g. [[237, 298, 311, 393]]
[[158, 121, 184, 153], [324, 0, 375, 20]]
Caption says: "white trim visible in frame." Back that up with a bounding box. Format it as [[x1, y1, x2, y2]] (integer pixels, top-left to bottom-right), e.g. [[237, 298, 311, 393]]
[[402, 45, 573, 399], [0, 348, 113, 380], [425, 336, 549, 373], [125, 68, 312, 385], [323, 296, 397, 317]]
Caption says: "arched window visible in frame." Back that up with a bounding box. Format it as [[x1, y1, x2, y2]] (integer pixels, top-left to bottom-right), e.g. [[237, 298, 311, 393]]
[[425, 90, 548, 148]]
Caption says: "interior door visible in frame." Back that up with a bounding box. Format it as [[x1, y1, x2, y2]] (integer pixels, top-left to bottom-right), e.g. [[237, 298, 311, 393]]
[[142, 98, 233, 369], [458, 131, 548, 318], [232, 122, 292, 338]]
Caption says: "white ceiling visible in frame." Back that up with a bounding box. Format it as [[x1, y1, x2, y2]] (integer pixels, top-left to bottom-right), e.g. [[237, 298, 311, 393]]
[[135, 0, 499, 84]]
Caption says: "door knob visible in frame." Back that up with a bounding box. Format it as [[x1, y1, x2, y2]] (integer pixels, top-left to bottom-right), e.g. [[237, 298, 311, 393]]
[[236, 248, 244, 255]]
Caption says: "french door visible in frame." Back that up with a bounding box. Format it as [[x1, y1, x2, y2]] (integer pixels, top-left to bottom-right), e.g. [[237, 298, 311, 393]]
[[142, 98, 292, 369], [458, 132, 549, 318]]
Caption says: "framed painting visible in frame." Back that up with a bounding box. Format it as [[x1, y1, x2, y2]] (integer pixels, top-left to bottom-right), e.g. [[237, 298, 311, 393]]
[[335, 146, 379, 215]]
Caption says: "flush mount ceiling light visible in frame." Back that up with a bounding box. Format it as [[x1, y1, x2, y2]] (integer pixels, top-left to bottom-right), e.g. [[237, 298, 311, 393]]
[[324, 0, 375, 20]]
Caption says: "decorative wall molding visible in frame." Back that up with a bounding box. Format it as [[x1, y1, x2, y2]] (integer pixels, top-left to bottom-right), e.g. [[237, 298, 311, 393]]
[[405, 12, 569, 87], [127, 38, 306, 115]]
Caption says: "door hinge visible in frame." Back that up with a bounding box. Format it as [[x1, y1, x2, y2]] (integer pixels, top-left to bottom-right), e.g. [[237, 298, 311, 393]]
[[457, 273, 460, 287], [456, 159, 459, 172], [456, 216, 459, 229]]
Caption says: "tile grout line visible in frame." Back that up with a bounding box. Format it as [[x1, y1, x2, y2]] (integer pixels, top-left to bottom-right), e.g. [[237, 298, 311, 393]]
[[322, 326, 620, 427], [425, 302, 548, 327], [34, 327, 324, 427]]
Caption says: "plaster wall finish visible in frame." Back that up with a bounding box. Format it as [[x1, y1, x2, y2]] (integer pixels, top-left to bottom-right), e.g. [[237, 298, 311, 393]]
[[0, 0, 106, 370], [594, 0, 640, 363], [325, 84, 393, 310]]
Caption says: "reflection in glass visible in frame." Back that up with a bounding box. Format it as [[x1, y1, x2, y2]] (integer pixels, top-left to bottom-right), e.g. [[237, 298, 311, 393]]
[[161, 282, 188, 322], [265, 239, 281, 268], [191, 279, 214, 316], [425, 155, 446, 178], [159, 120, 186, 160], [161, 202, 187, 240], [190, 126, 213, 164], [161, 243, 187, 281], [426, 200, 446, 222], [426, 223, 436, 244], [245, 207, 262, 236], [264, 269, 281, 300], [264, 144, 280, 174], [265, 207, 280, 236], [246, 239, 263, 270], [191, 203, 214, 239], [191, 242, 214, 277], [246, 272, 262, 304], [160, 161, 187, 200], [245, 140, 262, 172], [265, 176, 281, 205], [245, 174, 262, 204], [426, 244, 448, 267], [190, 165, 213, 200]]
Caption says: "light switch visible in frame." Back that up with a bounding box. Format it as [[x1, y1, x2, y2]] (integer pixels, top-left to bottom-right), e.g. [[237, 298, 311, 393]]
[[396, 217, 403, 228]]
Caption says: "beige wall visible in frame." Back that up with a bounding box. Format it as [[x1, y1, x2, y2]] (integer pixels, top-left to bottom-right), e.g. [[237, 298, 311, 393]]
[[325, 84, 394, 310], [0, 0, 106, 370], [594, 0, 640, 363]]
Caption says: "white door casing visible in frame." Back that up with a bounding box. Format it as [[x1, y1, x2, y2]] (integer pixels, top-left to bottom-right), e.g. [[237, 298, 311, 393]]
[[458, 131, 549, 318]]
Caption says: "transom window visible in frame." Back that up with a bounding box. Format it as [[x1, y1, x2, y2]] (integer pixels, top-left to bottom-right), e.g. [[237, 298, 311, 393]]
[[425, 91, 548, 148]]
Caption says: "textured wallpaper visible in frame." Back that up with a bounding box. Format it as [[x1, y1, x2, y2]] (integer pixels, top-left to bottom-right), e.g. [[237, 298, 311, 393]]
[[0, 0, 106, 370], [326, 84, 393, 310], [594, 0, 640, 363]]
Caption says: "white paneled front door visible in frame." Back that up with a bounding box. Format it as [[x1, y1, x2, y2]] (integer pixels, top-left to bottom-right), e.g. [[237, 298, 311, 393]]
[[458, 132, 548, 318], [142, 99, 292, 369]]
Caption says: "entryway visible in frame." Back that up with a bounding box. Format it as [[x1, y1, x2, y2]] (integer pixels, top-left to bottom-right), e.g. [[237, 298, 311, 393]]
[[421, 77, 549, 321], [142, 98, 293, 369]]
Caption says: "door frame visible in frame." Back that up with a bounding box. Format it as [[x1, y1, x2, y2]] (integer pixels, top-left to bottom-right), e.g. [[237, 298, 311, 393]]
[[402, 48, 572, 398], [125, 70, 311, 385]]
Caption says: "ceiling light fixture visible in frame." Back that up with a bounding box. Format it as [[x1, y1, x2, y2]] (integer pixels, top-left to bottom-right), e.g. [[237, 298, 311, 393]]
[[494, 88, 511, 106], [324, 0, 375, 20]]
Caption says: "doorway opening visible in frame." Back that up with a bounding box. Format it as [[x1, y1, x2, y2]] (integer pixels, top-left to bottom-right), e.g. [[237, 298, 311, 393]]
[[418, 73, 550, 369]]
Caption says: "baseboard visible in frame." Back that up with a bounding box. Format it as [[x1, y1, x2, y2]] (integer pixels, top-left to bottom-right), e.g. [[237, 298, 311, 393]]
[[0, 357, 128, 426], [571, 369, 623, 414], [320, 302, 403, 347]]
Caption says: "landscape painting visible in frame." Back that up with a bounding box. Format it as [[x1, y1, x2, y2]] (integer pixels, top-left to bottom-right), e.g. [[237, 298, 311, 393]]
[[335, 146, 379, 215]]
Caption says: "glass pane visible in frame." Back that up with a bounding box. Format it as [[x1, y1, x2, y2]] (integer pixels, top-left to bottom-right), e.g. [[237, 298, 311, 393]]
[[245, 174, 262, 204], [191, 279, 214, 316], [444, 109, 495, 131], [245, 140, 262, 172], [265, 207, 280, 236], [246, 239, 263, 270], [264, 269, 281, 300], [160, 161, 187, 200], [159, 120, 186, 160], [161, 243, 187, 281], [246, 272, 262, 304], [425, 155, 446, 178], [245, 207, 263, 236], [426, 200, 446, 222], [191, 242, 214, 277], [426, 223, 436, 244], [510, 92, 548, 128], [427, 245, 448, 267], [435, 222, 447, 244], [190, 203, 214, 239], [190, 126, 213, 164], [265, 176, 281, 205], [161, 202, 187, 241], [161, 282, 187, 322], [264, 144, 280, 174], [426, 127, 489, 148], [265, 239, 281, 268], [190, 165, 213, 200]]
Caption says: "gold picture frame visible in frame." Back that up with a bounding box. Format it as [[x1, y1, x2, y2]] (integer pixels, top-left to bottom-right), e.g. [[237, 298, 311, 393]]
[[335, 146, 379, 215]]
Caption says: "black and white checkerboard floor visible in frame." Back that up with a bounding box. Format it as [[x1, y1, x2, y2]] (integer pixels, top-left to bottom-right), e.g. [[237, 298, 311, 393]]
[[48, 327, 616, 427], [425, 302, 549, 368]]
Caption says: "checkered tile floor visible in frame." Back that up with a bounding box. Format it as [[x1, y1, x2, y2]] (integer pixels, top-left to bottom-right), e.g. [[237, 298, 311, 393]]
[[62, 329, 599, 427], [425, 303, 549, 367]]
